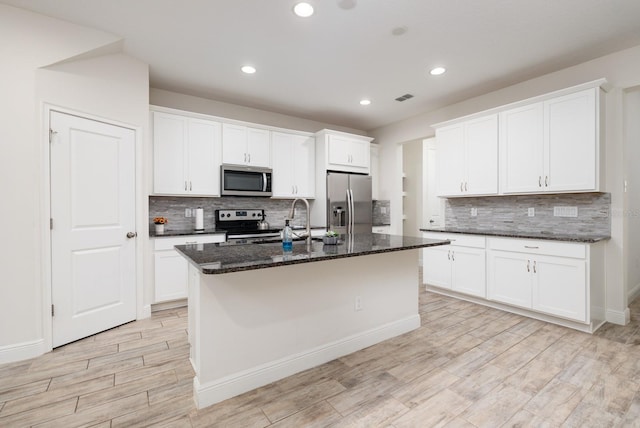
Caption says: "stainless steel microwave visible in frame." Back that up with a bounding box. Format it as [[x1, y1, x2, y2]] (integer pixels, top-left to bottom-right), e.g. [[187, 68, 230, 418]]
[[221, 165, 272, 197]]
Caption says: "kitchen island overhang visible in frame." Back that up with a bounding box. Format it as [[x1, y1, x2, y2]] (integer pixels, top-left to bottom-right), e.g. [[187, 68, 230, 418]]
[[177, 233, 450, 409]]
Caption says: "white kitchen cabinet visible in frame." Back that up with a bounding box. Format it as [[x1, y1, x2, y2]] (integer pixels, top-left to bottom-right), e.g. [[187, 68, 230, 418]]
[[153, 234, 225, 303], [315, 129, 373, 174], [422, 232, 486, 298], [435, 114, 498, 197], [153, 112, 221, 196], [271, 131, 315, 198], [487, 237, 588, 322], [222, 123, 271, 167], [371, 144, 380, 200], [500, 87, 599, 194]]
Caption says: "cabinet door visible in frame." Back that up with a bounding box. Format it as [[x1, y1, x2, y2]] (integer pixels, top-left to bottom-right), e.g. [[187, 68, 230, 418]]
[[451, 246, 486, 298], [423, 246, 452, 289], [348, 138, 370, 168], [188, 118, 221, 196], [153, 112, 187, 194], [466, 115, 498, 195], [154, 250, 188, 302], [222, 123, 248, 165], [533, 255, 587, 322], [327, 135, 353, 166], [487, 250, 532, 309], [435, 124, 465, 196], [544, 88, 597, 192], [271, 132, 295, 197], [293, 135, 315, 197], [499, 103, 544, 194], [247, 128, 271, 167]]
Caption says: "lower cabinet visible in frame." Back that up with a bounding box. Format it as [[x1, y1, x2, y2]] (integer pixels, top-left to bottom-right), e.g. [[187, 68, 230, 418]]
[[423, 233, 605, 332], [423, 232, 486, 298], [153, 234, 225, 302], [488, 238, 588, 322]]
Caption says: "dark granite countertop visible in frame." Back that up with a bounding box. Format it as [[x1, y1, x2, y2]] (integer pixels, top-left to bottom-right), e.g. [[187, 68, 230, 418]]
[[420, 227, 610, 243], [150, 228, 226, 238], [175, 233, 450, 274]]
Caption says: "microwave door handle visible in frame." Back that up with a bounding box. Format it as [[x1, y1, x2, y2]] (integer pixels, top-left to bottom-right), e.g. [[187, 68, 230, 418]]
[[263, 173, 267, 192]]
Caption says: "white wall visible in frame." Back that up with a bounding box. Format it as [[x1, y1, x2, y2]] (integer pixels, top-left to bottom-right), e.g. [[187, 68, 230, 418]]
[[371, 44, 640, 323], [150, 88, 366, 136], [402, 140, 423, 237], [624, 88, 640, 301], [0, 4, 148, 361]]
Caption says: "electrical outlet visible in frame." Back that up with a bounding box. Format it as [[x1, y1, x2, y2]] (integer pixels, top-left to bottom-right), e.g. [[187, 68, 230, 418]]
[[470, 207, 478, 217], [381, 207, 387, 214], [354, 296, 363, 311], [185, 208, 191, 218], [528, 207, 535, 217]]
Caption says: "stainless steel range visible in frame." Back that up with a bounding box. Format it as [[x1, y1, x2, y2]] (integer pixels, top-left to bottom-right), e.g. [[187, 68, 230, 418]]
[[216, 209, 282, 244]]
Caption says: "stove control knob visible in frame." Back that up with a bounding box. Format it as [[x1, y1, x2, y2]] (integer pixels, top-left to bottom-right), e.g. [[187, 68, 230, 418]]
[[252, 213, 256, 217], [226, 213, 231, 217]]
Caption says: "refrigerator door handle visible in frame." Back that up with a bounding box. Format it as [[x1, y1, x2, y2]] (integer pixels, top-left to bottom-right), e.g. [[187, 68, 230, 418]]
[[348, 189, 355, 233]]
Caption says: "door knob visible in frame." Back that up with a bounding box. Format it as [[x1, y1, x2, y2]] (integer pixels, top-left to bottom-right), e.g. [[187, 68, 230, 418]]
[[126, 232, 137, 239]]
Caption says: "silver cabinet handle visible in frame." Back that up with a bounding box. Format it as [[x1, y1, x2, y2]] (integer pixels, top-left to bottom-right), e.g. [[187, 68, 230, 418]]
[[451, 251, 455, 261], [533, 261, 537, 273], [524, 245, 539, 249], [126, 232, 137, 239], [184, 181, 188, 191], [464, 182, 468, 192], [248, 153, 251, 163], [527, 260, 530, 272], [538, 176, 542, 187], [190, 181, 192, 191], [447, 250, 451, 260], [545, 176, 548, 187], [460, 182, 464, 192]]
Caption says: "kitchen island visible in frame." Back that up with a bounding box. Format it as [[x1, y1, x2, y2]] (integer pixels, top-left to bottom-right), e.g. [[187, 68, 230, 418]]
[[175, 233, 450, 408]]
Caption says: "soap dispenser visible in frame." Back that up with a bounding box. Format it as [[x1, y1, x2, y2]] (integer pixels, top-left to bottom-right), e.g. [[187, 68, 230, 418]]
[[282, 219, 293, 252]]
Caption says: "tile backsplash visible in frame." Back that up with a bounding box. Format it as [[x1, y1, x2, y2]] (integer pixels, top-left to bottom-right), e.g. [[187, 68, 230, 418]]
[[149, 196, 311, 231], [444, 192, 610, 237]]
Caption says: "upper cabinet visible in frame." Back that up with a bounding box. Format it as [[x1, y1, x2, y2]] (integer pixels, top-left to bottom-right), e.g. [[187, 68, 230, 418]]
[[434, 80, 604, 198], [271, 131, 315, 198], [153, 111, 221, 196], [222, 123, 271, 167], [500, 88, 599, 194], [436, 114, 498, 197], [316, 129, 372, 174]]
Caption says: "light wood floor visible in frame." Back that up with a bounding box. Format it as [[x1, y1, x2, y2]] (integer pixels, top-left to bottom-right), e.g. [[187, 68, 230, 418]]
[[2, 283, 640, 427]]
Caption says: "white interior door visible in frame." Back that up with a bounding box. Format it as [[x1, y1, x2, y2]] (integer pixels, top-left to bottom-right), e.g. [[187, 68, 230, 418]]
[[50, 111, 136, 347]]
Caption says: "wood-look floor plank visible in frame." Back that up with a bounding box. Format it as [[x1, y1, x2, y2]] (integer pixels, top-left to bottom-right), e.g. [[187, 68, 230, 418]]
[[0, 271, 639, 428]]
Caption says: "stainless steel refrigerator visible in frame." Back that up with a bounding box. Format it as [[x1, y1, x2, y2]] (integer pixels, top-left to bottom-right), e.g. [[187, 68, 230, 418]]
[[327, 172, 372, 234]]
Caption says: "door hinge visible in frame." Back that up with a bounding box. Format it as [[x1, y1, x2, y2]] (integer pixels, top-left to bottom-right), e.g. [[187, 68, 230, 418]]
[[50, 218, 53, 230], [49, 129, 57, 143], [51, 304, 55, 317]]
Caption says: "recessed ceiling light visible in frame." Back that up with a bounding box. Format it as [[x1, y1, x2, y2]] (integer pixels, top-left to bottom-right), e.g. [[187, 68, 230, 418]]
[[241, 65, 256, 74], [430, 67, 446, 76], [293, 2, 314, 17], [360, 99, 371, 106]]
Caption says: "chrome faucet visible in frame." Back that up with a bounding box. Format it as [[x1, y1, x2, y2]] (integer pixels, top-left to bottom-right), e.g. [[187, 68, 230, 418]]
[[288, 198, 312, 249]]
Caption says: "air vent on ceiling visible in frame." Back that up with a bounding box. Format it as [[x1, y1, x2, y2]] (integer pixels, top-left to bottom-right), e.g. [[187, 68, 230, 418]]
[[395, 94, 414, 102]]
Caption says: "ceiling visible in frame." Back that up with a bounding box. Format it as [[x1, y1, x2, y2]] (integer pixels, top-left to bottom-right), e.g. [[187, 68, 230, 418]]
[[5, 0, 640, 131]]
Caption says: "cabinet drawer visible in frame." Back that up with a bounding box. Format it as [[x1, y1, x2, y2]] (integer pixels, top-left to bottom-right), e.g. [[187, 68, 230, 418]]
[[487, 237, 585, 259], [423, 232, 485, 249], [154, 234, 225, 251]]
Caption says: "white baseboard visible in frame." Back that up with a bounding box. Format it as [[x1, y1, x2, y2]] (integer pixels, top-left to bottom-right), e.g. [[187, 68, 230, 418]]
[[606, 308, 631, 325], [0, 339, 46, 365], [140, 304, 152, 319], [194, 314, 420, 409], [151, 299, 187, 313]]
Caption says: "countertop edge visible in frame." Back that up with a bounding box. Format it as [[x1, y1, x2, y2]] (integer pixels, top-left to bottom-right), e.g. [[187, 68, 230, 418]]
[[420, 228, 610, 243], [176, 236, 450, 275]]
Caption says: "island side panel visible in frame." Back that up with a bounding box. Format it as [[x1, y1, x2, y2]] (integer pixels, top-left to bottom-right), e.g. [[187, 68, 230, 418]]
[[191, 249, 420, 409]]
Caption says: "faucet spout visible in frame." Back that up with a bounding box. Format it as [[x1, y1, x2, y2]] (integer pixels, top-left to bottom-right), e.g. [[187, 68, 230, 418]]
[[289, 198, 311, 249]]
